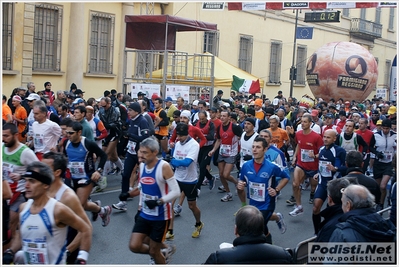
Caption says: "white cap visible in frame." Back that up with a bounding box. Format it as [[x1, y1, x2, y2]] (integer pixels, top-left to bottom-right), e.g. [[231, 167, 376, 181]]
[[180, 110, 191, 118], [223, 102, 230, 107], [192, 100, 199, 106], [26, 93, 41, 101]]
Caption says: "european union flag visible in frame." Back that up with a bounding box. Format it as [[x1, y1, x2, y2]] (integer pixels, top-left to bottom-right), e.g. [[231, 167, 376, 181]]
[[296, 26, 313, 39]]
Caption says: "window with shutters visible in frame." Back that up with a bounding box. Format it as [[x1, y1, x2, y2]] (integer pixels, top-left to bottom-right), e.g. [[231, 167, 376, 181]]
[[268, 41, 282, 84], [384, 60, 391, 89], [33, 4, 62, 71], [388, 8, 395, 30], [238, 35, 253, 73], [88, 12, 115, 74], [203, 31, 219, 56], [375, 7, 381, 24], [295, 45, 307, 85], [342, 9, 349, 17], [2, 3, 13, 70]]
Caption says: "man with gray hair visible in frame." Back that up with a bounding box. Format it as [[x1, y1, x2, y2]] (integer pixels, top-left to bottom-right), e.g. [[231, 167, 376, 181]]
[[329, 184, 395, 242], [52, 90, 66, 109]]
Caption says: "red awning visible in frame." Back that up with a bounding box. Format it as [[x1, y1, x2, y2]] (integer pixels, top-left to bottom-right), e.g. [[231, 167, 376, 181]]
[[125, 15, 217, 50]]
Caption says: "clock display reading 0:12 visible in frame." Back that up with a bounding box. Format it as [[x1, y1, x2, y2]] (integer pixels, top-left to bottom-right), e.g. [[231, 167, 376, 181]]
[[304, 11, 341, 23]]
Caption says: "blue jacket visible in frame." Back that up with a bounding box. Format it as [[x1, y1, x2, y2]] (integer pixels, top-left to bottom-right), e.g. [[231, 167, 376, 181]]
[[240, 158, 290, 211]]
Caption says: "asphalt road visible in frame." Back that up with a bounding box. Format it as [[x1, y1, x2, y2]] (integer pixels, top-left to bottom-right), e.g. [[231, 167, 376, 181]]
[[86, 166, 319, 265]]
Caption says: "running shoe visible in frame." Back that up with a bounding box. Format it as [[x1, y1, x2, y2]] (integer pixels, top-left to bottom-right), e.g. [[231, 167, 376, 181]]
[[112, 201, 127, 212], [202, 179, 209, 186], [192, 222, 204, 238], [197, 188, 201, 197], [162, 244, 177, 263], [221, 193, 233, 202], [173, 204, 182, 216], [309, 192, 315, 204], [91, 200, 101, 222], [149, 257, 155, 265], [99, 205, 112, 227], [289, 205, 304, 217], [276, 212, 287, 234], [208, 176, 216, 190], [165, 231, 174, 240], [218, 185, 226, 192], [286, 196, 296, 206]]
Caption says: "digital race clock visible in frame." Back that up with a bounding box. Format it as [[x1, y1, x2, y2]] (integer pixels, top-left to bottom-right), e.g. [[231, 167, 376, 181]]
[[304, 11, 341, 23]]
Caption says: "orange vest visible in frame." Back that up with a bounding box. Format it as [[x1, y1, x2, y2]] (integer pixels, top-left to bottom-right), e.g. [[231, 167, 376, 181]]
[[154, 108, 168, 136]]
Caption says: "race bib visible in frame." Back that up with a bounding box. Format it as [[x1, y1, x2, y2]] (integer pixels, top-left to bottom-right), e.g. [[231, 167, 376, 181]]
[[319, 160, 332, 177], [22, 240, 49, 264], [241, 148, 251, 157], [381, 151, 393, 163], [141, 193, 159, 216], [301, 149, 315, 162], [33, 134, 45, 149], [248, 181, 266, 202], [127, 140, 137, 154], [2, 162, 13, 182], [68, 162, 87, 179], [220, 144, 232, 157]]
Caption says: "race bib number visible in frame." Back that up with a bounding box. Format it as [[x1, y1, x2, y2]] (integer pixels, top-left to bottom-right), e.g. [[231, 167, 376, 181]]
[[142, 193, 159, 216], [2, 162, 13, 182], [382, 151, 393, 163], [23, 240, 49, 264], [127, 141, 137, 154], [248, 181, 266, 202], [33, 134, 44, 149], [68, 162, 87, 179], [241, 148, 251, 157], [319, 160, 332, 177], [301, 149, 314, 162], [220, 144, 232, 157], [154, 126, 160, 132]]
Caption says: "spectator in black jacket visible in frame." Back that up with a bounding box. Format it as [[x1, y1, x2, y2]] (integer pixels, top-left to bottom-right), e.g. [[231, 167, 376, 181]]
[[204, 205, 293, 264], [341, 151, 381, 205], [329, 184, 396, 243], [315, 178, 350, 242]]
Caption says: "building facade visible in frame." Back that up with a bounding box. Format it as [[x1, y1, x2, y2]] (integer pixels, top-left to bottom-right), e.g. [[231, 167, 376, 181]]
[[2, 2, 397, 101]]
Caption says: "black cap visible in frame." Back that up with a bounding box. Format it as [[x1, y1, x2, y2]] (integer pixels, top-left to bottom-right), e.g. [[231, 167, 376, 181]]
[[372, 110, 379, 115], [75, 89, 85, 95], [338, 110, 346, 117], [128, 102, 141, 113], [217, 90, 223, 95], [265, 107, 275, 115], [245, 117, 256, 126], [137, 92, 146, 96]]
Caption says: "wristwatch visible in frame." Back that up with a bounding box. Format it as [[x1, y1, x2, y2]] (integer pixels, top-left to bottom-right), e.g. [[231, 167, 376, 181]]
[[275, 188, 280, 193], [97, 168, 103, 175], [156, 199, 163, 205]]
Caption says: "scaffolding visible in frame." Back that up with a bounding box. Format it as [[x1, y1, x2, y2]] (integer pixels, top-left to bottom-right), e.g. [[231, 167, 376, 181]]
[[123, 49, 215, 103]]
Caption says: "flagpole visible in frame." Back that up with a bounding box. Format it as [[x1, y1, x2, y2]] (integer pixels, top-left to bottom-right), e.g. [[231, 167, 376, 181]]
[[289, 9, 299, 98]]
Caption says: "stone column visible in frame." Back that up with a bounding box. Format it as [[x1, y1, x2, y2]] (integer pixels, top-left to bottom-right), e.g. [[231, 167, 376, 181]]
[[21, 3, 35, 87], [65, 3, 84, 90]]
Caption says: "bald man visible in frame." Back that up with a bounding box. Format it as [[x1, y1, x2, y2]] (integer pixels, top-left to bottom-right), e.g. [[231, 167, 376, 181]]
[[329, 184, 395, 243], [311, 129, 347, 235]]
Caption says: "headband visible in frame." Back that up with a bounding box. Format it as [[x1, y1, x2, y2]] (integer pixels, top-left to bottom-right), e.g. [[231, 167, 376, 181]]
[[23, 170, 52, 185]]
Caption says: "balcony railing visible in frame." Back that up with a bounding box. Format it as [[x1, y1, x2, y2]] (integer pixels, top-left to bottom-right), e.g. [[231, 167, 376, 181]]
[[350, 18, 382, 40]]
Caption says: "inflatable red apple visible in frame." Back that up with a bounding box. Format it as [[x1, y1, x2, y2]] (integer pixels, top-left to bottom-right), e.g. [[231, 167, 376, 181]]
[[306, 42, 378, 102]]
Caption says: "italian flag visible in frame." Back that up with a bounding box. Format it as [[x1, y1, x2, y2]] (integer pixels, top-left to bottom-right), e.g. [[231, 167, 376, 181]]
[[231, 75, 260, 94]]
